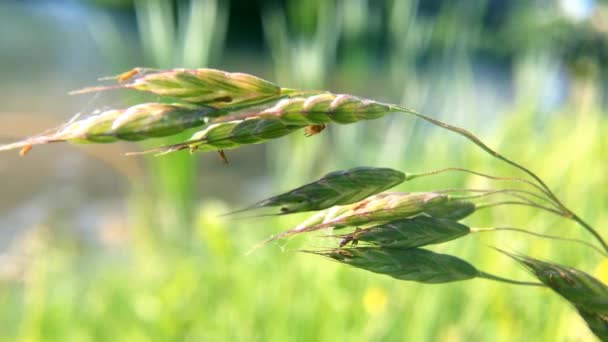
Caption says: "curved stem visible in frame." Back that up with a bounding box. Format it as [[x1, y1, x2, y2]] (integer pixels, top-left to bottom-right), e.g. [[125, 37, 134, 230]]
[[475, 201, 567, 217], [406, 167, 556, 206], [438, 188, 559, 209], [570, 213, 608, 255], [391, 105, 608, 252], [453, 191, 558, 213], [392, 105, 560, 202], [478, 271, 544, 287], [471, 227, 607, 257]]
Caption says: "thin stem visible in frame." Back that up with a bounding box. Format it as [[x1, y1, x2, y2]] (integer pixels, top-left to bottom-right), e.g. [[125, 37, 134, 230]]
[[451, 191, 556, 213], [475, 201, 566, 217], [391, 105, 608, 252], [570, 213, 608, 255], [478, 271, 544, 287], [392, 105, 559, 201], [406, 167, 556, 206], [438, 188, 559, 209], [471, 227, 607, 257]]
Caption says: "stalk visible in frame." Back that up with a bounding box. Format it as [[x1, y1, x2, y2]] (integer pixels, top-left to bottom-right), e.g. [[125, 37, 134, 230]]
[[477, 271, 544, 287], [391, 104, 558, 200], [471, 227, 607, 257], [390, 105, 608, 252], [437, 188, 559, 209], [475, 201, 566, 217], [406, 167, 556, 206]]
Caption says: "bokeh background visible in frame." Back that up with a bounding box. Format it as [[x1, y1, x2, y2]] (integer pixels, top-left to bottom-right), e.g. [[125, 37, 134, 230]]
[[0, 0, 607, 340]]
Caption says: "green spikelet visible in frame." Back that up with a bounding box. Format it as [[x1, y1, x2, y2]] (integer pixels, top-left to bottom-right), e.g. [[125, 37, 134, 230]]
[[131, 118, 305, 155], [307, 192, 448, 228], [72, 68, 283, 108], [335, 216, 471, 249], [0, 103, 217, 154], [503, 251, 608, 340], [216, 93, 393, 125], [267, 191, 482, 244], [265, 192, 449, 243], [312, 247, 479, 284], [506, 253, 608, 313], [235, 167, 406, 214]]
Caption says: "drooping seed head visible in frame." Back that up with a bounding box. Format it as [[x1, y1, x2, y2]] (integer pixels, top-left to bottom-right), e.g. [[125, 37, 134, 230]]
[[238, 167, 406, 214], [323, 192, 448, 228], [313, 247, 479, 284], [503, 252, 608, 340], [337, 216, 471, 249], [73, 68, 282, 108], [507, 253, 608, 314], [283, 192, 448, 238], [134, 117, 305, 155], [59, 109, 123, 144], [0, 103, 218, 154], [214, 93, 393, 125], [58, 103, 216, 142]]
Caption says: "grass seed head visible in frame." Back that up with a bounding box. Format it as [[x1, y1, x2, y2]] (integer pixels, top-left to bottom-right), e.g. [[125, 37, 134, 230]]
[[336, 216, 471, 249], [257, 93, 391, 124], [109, 103, 216, 141], [214, 93, 392, 125], [509, 254, 608, 341], [187, 118, 303, 152], [73, 68, 282, 109], [506, 252, 608, 314], [313, 247, 478, 284], [327, 192, 448, 227], [287, 192, 448, 236], [0, 103, 218, 153], [134, 118, 305, 155], [56, 103, 216, 142], [240, 167, 405, 214]]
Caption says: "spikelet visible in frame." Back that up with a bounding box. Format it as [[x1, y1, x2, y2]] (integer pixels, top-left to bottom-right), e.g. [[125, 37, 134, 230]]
[[506, 253, 608, 313], [334, 216, 471, 249], [132, 94, 391, 154], [261, 192, 479, 245], [262, 192, 449, 245], [503, 252, 608, 340], [213, 93, 393, 125], [71, 68, 283, 108], [234, 167, 406, 214], [311, 247, 479, 284], [0, 103, 217, 154], [302, 192, 447, 228], [129, 117, 305, 155], [294, 193, 478, 232]]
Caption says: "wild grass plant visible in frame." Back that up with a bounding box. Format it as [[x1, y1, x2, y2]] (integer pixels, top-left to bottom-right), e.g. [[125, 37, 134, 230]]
[[1, 67, 606, 340]]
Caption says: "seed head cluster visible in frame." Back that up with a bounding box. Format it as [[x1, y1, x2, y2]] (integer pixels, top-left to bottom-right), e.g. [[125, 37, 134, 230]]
[[2, 67, 605, 340]]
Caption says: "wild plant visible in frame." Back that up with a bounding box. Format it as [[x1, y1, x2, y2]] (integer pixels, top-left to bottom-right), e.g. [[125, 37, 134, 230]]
[[2, 68, 606, 339]]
